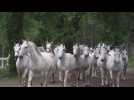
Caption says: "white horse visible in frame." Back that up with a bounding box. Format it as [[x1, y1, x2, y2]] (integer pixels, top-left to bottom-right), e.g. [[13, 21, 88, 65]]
[[121, 49, 128, 80], [79, 45, 91, 81], [97, 46, 108, 86], [14, 43, 22, 85], [73, 44, 93, 85], [106, 48, 124, 87], [56, 44, 81, 87], [92, 46, 100, 77], [73, 44, 83, 83], [14, 43, 49, 87], [43, 41, 57, 83], [54, 44, 66, 82], [85, 47, 96, 79], [14, 43, 30, 86], [19, 40, 51, 87]]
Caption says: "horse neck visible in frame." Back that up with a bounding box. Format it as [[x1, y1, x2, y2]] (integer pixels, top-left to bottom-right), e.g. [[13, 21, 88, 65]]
[[29, 43, 43, 63]]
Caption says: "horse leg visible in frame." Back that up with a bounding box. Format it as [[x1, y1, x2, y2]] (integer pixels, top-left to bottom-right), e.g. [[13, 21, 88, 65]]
[[100, 68, 104, 86], [94, 66, 97, 77], [91, 66, 95, 77], [17, 69, 22, 86], [59, 71, 63, 82], [92, 65, 97, 77], [51, 72, 55, 83], [87, 66, 93, 85], [123, 65, 127, 80], [52, 67, 57, 83], [89, 66, 92, 77], [61, 71, 65, 87], [40, 71, 45, 87], [73, 71, 77, 86], [44, 69, 50, 87], [104, 70, 108, 86], [22, 68, 28, 87], [79, 73, 82, 80], [76, 71, 80, 87], [27, 70, 33, 87], [83, 70, 86, 82], [64, 70, 69, 87], [116, 71, 121, 87], [109, 70, 114, 87]]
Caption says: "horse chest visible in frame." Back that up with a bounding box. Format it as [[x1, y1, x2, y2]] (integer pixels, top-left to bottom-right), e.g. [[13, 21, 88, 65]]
[[112, 62, 123, 71]]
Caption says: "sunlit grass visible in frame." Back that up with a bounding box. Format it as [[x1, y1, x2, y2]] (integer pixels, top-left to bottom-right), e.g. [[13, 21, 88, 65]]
[[128, 56, 134, 68]]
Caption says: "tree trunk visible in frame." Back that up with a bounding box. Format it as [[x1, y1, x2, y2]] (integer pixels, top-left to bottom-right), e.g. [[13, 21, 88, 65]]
[[6, 12, 24, 74]]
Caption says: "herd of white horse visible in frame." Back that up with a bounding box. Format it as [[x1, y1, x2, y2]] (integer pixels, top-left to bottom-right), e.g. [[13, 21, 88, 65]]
[[13, 40, 128, 87]]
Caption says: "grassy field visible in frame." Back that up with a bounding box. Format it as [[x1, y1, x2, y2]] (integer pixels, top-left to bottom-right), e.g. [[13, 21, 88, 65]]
[[0, 68, 17, 79], [128, 56, 134, 68]]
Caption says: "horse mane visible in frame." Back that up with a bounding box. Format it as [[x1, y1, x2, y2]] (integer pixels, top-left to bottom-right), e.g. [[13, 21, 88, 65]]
[[27, 41, 44, 65], [28, 41, 42, 56]]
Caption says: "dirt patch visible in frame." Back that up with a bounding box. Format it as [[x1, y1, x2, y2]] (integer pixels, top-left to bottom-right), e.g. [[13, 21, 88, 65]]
[[0, 69, 133, 87]]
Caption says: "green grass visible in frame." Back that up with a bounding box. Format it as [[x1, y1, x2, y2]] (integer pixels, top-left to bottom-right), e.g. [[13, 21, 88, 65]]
[[0, 68, 17, 79], [128, 56, 134, 68]]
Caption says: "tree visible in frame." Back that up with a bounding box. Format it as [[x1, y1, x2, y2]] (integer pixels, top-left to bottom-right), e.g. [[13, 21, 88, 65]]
[[6, 12, 24, 74]]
